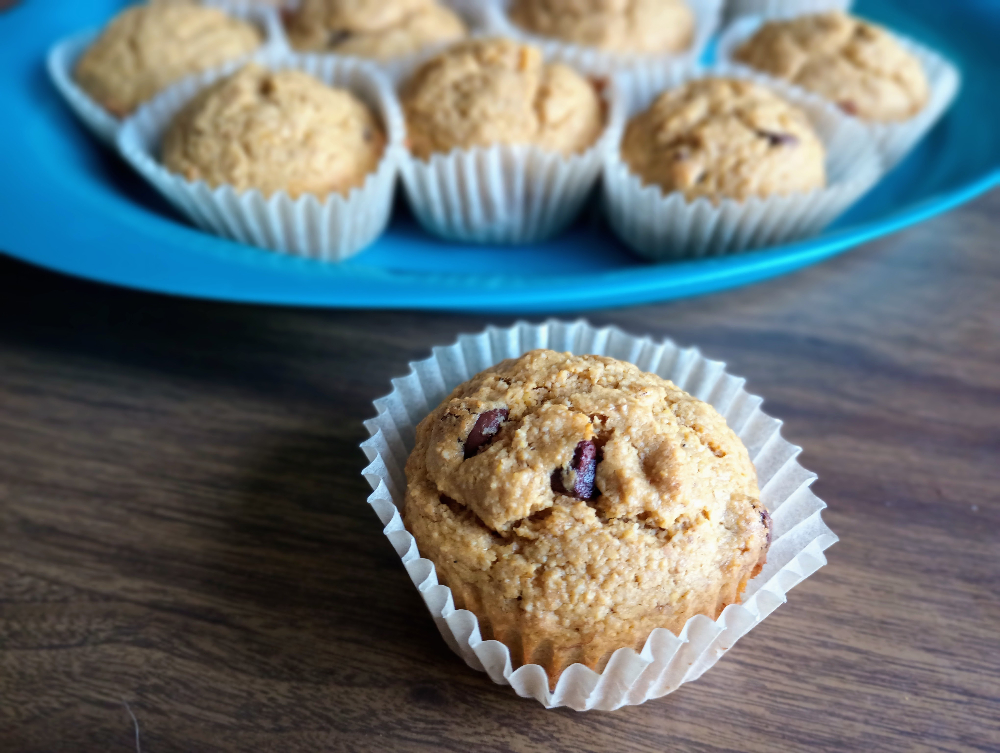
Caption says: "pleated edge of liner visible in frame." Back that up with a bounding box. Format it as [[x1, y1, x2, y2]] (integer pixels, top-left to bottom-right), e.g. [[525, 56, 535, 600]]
[[44, 2, 287, 146], [114, 47, 407, 222], [357, 319, 839, 710]]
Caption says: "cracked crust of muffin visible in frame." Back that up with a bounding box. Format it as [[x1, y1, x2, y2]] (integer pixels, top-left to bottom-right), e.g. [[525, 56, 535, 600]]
[[733, 11, 929, 122], [403, 350, 770, 685], [621, 77, 827, 203], [161, 63, 385, 198], [509, 0, 695, 55], [400, 38, 604, 159], [285, 0, 466, 59], [74, 3, 262, 117]]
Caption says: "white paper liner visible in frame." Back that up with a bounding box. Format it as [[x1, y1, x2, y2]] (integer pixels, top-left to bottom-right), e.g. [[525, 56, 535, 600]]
[[601, 64, 882, 261], [397, 69, 624, 245], [45, 2, 285, 146], [272, 0, 490, 84], [360, 320, 838, 711], [116, 49, 405, 262], [724, 0, 852, 23], [482, 0, 722, 77], [717, 15, 962, 169]]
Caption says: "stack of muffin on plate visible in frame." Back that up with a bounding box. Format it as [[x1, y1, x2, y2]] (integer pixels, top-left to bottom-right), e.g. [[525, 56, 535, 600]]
[[55, 0, 956, 262]]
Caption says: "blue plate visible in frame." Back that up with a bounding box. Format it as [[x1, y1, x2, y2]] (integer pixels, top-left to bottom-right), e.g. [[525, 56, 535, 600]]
[[1, 0, 998, 312]]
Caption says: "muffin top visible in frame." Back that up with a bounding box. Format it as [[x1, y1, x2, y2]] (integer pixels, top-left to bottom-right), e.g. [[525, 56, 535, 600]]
[[621, 78, 827, 203], [404, 350, 769, 671], [161, 64, 385, 198], [509, 0, 695, 55], [400, 38, 603, 159], [733, 12, 929, 122], [74, 3, 262, 116], [286, 0, 466, 58]]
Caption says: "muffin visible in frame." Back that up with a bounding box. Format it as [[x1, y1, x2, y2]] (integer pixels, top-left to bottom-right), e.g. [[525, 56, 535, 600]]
[[285, 0, 466, 59], [400, 37, 603, 159], [403, 349, 771, 683], [509, 0, 695, 55], [733, 12, 929, 122], [74, 3, 263, 117], [621, 77, 827, 203], [161, 63, 385, 198]]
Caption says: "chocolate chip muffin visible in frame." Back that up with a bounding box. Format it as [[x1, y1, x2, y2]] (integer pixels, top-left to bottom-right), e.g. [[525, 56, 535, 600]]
[[400, 38, 603, 159], [285, 0, 466, 59], [404, 350, 770, 684], [74, 3, 263, 117], [161, 63, 385, 198], [621, 77, 827, 203], [509, 0, 695, 55], [733, 12, 929, 122]]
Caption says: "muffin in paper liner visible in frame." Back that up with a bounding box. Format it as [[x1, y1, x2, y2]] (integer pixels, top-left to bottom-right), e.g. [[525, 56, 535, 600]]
[[724, 0, 853, 24], [360, 319, 838, 711], [116, 50, 405, 263], [46, 2, 285, 146], [716, 14, 961, 169], [601, 64, 882, 262], [272, 0, 490, 85], [482, 0, 723, 77], [396, 55, 625, 245]]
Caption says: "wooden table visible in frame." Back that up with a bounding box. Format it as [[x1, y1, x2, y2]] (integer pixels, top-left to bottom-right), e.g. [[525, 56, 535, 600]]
[[2, 188, 998, 752]]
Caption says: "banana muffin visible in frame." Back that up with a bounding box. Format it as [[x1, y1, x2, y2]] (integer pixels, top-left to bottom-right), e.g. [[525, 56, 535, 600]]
[[285, 0, 466, 59], [403, 350, 771, 683], [509, 0, 695, 55], [161, 63, 385, 198], [400, 38, 603, 159], [621, 77, 827, 203], [733, 12, 929, 122], [74, 3, 263, 117]]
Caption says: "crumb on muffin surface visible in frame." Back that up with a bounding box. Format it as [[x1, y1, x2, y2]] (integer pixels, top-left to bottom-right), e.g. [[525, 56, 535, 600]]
[[161, 63, 385, 198], [74, 3, 262, 117], [403, 350, 770, 680], [733, 11, 929, 122], [400, 38, 604, 159], [621, 77, 827, 203]]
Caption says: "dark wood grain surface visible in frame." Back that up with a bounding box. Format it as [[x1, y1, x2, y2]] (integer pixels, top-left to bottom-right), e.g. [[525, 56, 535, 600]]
[[2, 189, 999, 752]]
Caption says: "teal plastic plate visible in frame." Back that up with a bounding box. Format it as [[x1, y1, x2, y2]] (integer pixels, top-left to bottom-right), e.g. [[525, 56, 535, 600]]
[[1, 0, 998, 312]]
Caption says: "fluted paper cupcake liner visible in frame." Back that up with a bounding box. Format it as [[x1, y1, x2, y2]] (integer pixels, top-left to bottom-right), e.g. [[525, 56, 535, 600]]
[[717, 15, 961, 169], [360, 320, 838, 711], [397, 72, 624, 245], [46, 2, 284, 146], [272, 0, 489, 85], [724, 0, 852, 23], [482, 0, 722, 77], [601, 64, 882, 261], [116, 50, 405, 262]]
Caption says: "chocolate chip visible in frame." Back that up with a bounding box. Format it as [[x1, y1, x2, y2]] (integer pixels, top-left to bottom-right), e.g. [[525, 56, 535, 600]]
[[757, 130, 798, 147], [363, 126, 373, 143], [551, 440, 599, 500], [327, 29, 353, 48], [463, 408, 508, 459], [760, 507, 772, 547], [839, 100, 859, 116]]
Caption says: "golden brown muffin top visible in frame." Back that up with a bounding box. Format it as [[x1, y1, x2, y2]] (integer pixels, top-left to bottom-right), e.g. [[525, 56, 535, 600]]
[[75, 3, 262, 116], [161, 64, 385, 198], [621, 77, 827, 203], [400, 38, 604, 159], [733, 11, 929, 122], [404, 350, 769, 670]]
